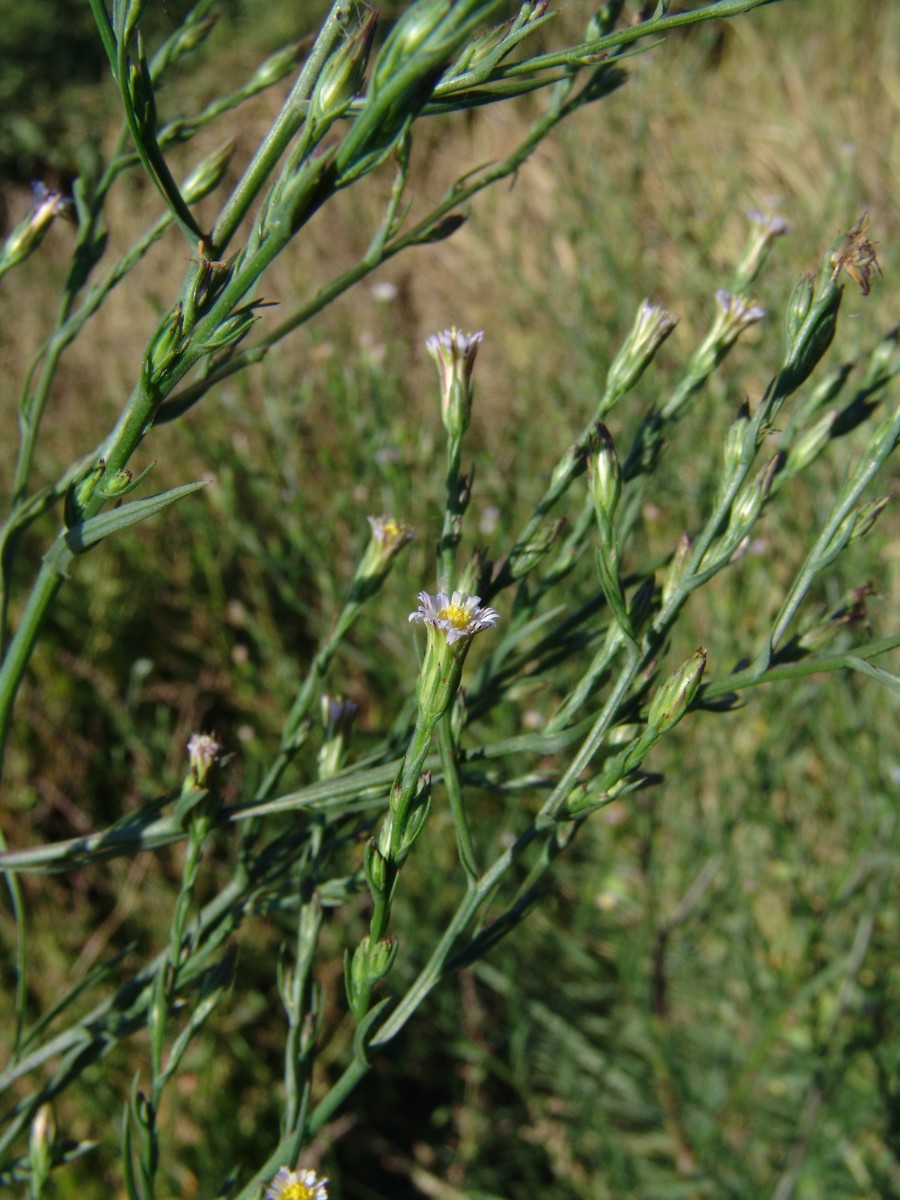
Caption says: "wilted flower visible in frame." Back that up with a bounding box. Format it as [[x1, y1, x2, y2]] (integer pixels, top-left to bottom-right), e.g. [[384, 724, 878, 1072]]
[[265, 1167, 328, 1200], [831, 212, 881, 296]]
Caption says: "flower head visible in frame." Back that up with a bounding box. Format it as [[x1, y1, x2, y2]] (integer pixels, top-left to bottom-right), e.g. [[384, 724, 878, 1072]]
[[425, 328, 484, 438], [408, 590, 499, 645], [409, 591, 500, 725], [186, 732, 222, 787], [732, 208, 791, 292], [602, 300, 678, 413], [265, 1167, 328, 1200], [351, 515, 413, 602], [711, 289, 766, 350]]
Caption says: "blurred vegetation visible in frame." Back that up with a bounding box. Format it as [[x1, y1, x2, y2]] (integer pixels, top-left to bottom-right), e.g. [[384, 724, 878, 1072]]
[[0, 1, 898, 1198]]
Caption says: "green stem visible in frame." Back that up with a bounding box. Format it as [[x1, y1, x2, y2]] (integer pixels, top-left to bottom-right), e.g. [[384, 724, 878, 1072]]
[[211, 1, 350, 254], [439, 719, 479, 880]]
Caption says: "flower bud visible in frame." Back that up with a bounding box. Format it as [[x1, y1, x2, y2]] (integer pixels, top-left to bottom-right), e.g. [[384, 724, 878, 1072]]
[[345, 935, 398, 1018], [0, 184, 71, 278], [603, 299, 678, 409], [309, 9, 378, 125], [29, 1103, 55, 1194], [317, 695, 359, 779], [195, 305, 259, 355], [783, 409, 836, 479], [250, 41, 306, 91], [647, 647, 707, 734], [180, 140, 236, 204], [144, 303, 184, 386], [732, 208, 790, 293], [722, 401, 754, 479], [426, 327, 483, 440], [785, 274, 815, 346], [503, 517, 565, 583], [847, 493, 892, 544], [369, 0, 452, 95], [588, 424, 622, 519], [728, 453, 781, 534], [186, 732, 222, 787], [350, 515, 413, 602], [661, 533, 692, 608]]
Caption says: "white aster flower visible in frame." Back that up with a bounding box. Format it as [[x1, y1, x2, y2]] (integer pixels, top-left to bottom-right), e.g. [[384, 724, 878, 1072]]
[[265, 1166, 328, 1200], [408, 590, 500, 645]]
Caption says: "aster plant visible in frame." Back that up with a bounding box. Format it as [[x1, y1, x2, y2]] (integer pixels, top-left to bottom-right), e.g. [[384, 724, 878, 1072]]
[[0, 2, 897, 1198]]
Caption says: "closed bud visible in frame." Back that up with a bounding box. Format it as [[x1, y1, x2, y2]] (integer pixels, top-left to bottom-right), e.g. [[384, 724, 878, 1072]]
[[196, 305, 258, 354], [858, 327, 900, 393], [723, 401, 754, 478], [64, 459, 106, 528], [370, 0, 452, 95], [181, 140, 236, 203], [0, 184, 71, 278], [661, 534, 692, 608], [317, 694, 359, 779], [29, 1103, 55, 1193], [346, 935, 398, 1016], [797, 583, 874, 651], [783, 410, 836, 478], [397, 773, 433, 862], [309, 10, 378, 125], [785, 274, 815, 345], [168, 12, 218, 59], [588, 424, 621, 519], [848, 493, 892, 544], [364, 839, 388, 896], [729, 453, 781, 532], [647, 647, 707, 733], [250, 41, 306, 90], [144, 303, 184, 386], [127, 52, 158, 135], [504, 517, 565, 582], [627, 575, 656, 639]]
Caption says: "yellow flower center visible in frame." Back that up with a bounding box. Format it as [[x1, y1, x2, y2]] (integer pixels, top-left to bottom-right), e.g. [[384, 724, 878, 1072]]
[[438, 600, 473, 629], [280, 1186, 314, 1200]]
